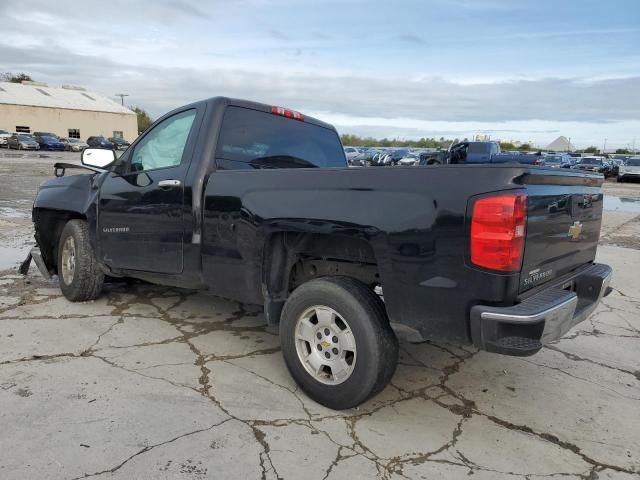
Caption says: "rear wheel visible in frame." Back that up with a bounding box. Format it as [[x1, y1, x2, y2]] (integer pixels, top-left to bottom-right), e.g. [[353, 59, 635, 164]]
[[57, 220, 104, 301], [617, 176, 624, 183], [280, 277, 398, 410]]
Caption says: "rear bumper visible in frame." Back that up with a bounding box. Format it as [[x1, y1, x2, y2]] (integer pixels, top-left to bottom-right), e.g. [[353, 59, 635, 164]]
[[470, 263, 612, 356]]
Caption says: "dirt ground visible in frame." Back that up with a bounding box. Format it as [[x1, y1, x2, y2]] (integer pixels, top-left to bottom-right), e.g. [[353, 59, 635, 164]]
[[1, 152, 639, 479]]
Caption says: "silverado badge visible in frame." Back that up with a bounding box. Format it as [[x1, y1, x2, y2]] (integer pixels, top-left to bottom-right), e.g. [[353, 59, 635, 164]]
[[568, 221, 583, 240]]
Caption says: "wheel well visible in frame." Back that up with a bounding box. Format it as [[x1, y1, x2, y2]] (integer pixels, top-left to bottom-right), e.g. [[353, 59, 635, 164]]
[[33, 209, 86, 274], [262, 232, 380, 325]]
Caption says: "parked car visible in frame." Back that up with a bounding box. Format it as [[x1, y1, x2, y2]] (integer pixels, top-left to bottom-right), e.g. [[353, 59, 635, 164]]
[[544, 154, 571, 168], [448, 141, 544, 165], [108, 137, 131, 150], [343, 146, 360, 162], [561, 156, 580, 168], [33, 131, 60, 139], [25, 96, 611, 410], [7, 133, 40, 150], [416, 150, 447, 165], [380, 148, 410, 166], [397, 153, 419, 166], [86, 136, 114, 149], [350, 148, 379, 166], [617, 157, 640, 182], [572, 157, 605, 174], [604, 158, 624, 178], [62, 138, 89, 152], [36, 135, 65, 151], [0, 129, 11, 148]]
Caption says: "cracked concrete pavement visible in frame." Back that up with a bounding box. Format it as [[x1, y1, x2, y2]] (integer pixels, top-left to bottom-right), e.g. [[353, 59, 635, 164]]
[[0, 154, 639, 479]]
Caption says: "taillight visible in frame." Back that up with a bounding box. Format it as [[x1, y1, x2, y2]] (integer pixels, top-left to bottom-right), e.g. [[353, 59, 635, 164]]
[[533, 158, 543, 165], [271, 106, 304, 121], [470, 193, 527, 272]]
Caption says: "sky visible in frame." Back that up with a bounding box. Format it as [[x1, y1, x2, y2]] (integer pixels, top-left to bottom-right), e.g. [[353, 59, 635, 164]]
[[1, 0, 639, 148]]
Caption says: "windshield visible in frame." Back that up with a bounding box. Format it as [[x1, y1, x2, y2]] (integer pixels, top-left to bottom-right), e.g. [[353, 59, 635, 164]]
[[545, 156, 562, 163], [17, 135, 33, 140], [627, 158, 640, 166], [216, 106, 346, 169], [580, 158, 602, 165]]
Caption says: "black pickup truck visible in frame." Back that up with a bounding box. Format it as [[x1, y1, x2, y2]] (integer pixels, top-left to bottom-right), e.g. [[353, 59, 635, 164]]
[[25, 97, 612, 409]]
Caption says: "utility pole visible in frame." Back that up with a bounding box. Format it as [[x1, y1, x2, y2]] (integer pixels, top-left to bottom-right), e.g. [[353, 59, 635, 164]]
[[568, 137, 571, 152], [115, 93, 129, 106], [603, 138, 607, 154]]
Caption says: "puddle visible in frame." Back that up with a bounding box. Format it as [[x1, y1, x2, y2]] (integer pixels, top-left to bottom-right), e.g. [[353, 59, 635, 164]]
[[0, 245, 30, 271], [0, 207, 29, 219], [603, 196, 640, 214]]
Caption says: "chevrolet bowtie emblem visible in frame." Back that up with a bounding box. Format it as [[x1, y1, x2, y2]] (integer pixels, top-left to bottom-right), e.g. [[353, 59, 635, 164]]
[[568, 221, 583, 240], [320, 341, 332, 348]]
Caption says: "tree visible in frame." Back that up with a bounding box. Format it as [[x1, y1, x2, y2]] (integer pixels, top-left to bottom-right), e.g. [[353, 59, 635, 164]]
[[615, 148, 630, 154], [582, 146, 600, 154], [132, 107, 153, 133], [518, 144, 532, 151], [0, 72, 33, 83]]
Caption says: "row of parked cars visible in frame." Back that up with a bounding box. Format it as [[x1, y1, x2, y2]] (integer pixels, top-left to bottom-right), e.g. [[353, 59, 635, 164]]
[[0, 130, 131, 151], [344, 143, 639, 181]]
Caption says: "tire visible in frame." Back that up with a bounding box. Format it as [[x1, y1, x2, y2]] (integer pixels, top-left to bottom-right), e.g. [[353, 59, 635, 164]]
[[280, 277, 398, 410], [57, 220, 104, 302], [617, 176, 623, 183]]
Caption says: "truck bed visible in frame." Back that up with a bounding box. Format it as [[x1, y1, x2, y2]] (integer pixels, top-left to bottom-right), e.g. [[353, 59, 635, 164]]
[[201, 164, 603, 344]]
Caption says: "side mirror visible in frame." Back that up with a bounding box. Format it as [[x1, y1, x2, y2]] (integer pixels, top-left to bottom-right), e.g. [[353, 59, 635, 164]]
[[81, 148, 117, 169]]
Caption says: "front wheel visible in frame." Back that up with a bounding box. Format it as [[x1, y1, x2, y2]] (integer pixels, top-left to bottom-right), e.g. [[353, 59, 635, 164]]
[[280, 277, 398, 410], [57, 220, 104, 301]]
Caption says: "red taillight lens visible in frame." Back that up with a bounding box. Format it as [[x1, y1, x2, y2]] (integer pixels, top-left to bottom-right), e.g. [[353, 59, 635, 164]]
[[533, 158, 542, 165], [271, 106, 304, 121], [470, 193, 527, 272]]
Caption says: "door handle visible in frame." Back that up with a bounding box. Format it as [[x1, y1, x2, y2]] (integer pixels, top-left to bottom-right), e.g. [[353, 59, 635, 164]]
[[158, 179, 181, 188]]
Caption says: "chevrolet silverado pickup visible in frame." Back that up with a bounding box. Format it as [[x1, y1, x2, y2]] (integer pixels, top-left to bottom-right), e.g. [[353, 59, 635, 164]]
[[24, 97, 612, 409]]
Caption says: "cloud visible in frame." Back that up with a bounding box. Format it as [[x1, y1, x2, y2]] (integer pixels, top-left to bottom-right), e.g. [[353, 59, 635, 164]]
[[267, 29, 291, 41], [397, 33, 427, 45], [2, 42, 638, 127]]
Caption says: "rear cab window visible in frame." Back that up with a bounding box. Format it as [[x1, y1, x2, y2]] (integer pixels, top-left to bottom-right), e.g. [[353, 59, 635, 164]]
[[215, 106, 346, 169]]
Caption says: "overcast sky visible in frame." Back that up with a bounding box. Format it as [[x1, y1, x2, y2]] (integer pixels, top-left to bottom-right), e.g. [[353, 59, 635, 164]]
[[1, 0, 639, 148]]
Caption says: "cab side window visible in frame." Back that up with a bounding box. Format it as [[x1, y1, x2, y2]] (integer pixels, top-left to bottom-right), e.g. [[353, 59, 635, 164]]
[[130, 109, 196, 172]]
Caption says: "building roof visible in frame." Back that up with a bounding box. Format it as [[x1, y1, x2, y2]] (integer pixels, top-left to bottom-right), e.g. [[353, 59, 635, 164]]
[[0, 81, 135, 115], [546, 136, 575, 151]]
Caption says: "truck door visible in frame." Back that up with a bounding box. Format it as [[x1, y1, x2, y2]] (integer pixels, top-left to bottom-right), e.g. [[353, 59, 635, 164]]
[[97, 108, 199, 274]]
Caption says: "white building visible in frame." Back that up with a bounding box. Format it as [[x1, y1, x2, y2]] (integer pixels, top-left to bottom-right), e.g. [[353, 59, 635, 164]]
[[0, 81, 137, 141]]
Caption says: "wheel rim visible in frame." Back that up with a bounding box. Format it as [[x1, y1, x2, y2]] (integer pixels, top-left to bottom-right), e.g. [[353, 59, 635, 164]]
[[294, 305, 357, 385], [60, 236, 76, 285]]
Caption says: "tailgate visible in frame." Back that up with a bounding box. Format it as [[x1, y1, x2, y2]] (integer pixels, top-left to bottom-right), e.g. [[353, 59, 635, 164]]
[[519, 170, 603, 293]]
